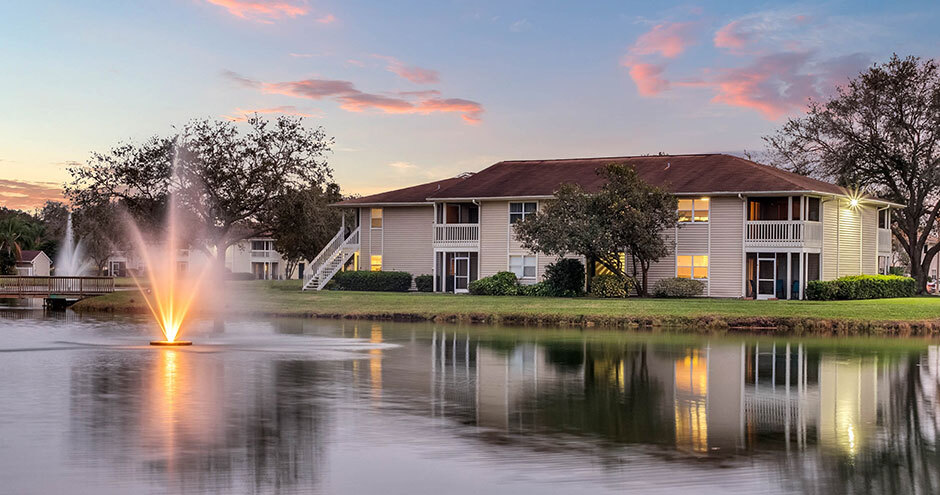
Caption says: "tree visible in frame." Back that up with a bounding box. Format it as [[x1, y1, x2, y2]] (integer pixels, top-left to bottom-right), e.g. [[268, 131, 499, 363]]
[[269, 183, 346, 279], [514, 164, 678, 296], [66, 115, 334, 267], [73, 202, 127, 275], [764, 55, 940, 293]]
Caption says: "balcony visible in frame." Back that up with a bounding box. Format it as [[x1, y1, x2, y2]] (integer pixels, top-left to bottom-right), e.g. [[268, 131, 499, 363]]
[[250, 250, 279, 260], [745, 220, 821, 248], [433, 224, 479, 249]]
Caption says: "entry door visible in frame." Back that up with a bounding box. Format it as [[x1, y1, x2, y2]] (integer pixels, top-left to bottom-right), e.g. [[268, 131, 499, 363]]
[[757, 257, 776, 299], [453, 255, 470, 293]]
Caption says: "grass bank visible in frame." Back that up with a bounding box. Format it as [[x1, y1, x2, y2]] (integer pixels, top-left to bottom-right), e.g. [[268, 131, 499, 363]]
[[69, 280, 940, 336]]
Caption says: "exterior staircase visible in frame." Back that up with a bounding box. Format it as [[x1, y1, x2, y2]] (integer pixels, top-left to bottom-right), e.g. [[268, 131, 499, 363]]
[[302, 226, 360, 291]]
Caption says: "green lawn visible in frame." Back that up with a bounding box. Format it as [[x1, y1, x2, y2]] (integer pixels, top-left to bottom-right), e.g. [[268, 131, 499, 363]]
[[74, 280, 940, 329]]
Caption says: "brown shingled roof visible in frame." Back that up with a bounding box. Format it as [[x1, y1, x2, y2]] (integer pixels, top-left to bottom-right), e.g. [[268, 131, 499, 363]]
[[334, 176, 467, 206], [428, 154, 849, 199], [18, 250, 44, 262]]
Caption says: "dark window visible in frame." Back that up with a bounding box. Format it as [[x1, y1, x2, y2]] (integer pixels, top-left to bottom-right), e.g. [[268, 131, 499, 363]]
[[807, 253, 820, 281], [510, 202, 537, 223], [791, 197, 801, 220], [251, 240, 266, 251], [878, 209, 889, 229], [807, 197, 821, 222], [748, 197, 789, 221]]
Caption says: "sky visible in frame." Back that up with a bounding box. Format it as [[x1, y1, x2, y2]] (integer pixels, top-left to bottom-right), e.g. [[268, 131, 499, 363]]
[[1, 0, 938, 211]]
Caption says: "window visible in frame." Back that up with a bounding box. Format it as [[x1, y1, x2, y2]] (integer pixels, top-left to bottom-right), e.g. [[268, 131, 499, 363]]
[[878, 209, 889, 229], [748, 197, 788, 221], [251, 240, 268, 251], [678, 198, 709, 222], [440, 203, 479, 224], [791, 197, 801, 220], [677, 255, 708, 279], [509, 202, 537, 223], [806, 197, 821, 222], [370, 255, 382, 271], [509, 255, 537, 279], [371, 208, 383, 228]]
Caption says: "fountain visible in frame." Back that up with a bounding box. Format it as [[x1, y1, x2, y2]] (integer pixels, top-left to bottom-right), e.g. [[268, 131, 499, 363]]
[[126, 180, 213, 347], [55, 212, 92, 276]]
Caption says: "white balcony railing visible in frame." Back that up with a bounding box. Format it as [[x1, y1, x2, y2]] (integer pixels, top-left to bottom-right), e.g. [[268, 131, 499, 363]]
[[878, 228, 892, 253], [433, 224, 480, 248], [250, 250, 278, 260], [745, 220, 821, 247]]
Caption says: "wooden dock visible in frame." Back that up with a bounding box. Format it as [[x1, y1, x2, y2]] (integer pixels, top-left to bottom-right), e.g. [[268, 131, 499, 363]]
[[0, 276, 115, 300]]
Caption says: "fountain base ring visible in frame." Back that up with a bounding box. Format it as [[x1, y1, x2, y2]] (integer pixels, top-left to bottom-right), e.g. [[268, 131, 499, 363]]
[[150, 340, 193, 346]]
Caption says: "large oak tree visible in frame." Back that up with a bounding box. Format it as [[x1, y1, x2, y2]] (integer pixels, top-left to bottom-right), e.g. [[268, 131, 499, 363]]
[[764, 55, 940, 292], [66, 115, 336, 267]]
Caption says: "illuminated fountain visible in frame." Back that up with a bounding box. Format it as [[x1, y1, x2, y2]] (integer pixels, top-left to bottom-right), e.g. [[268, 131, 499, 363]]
[[127, 191, 213, 346], [55, 212, 92, 276]]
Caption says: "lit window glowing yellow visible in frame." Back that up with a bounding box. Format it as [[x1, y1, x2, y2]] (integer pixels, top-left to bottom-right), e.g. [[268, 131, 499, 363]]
[[370, 255, 382, 271]]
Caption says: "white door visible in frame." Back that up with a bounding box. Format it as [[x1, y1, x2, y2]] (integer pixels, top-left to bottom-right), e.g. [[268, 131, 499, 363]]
[[453, 255, 470, 293], [757, 257, 776, 300]]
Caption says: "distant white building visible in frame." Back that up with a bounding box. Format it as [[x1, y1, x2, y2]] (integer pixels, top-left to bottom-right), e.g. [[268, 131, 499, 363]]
[[105, 237, 306, 280], [15, 250, 51, 276]]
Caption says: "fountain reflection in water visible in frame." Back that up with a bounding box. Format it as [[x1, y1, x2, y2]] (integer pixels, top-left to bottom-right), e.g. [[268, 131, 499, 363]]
[[127, 190, 213, 344]]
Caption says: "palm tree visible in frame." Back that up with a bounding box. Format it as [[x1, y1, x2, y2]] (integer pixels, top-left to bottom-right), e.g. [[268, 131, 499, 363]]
[[0, 217, 26, 260]]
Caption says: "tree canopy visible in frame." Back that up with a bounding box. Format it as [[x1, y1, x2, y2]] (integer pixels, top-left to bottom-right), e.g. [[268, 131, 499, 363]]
[[764, 54, 940, 292], [513, 163, 677, 296], [66, 115, 337, 265]]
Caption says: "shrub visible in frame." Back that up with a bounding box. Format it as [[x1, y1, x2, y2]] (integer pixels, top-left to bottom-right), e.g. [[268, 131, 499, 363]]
[[414, 274, 433, 292], [331, 270, 413, 292], [543, 258, 585, 297], [888, 266, 906, 276], [805, 275, 915, 300], [468, 271, 520, 295], [590, 275, 628, 298], [518, 281, 552, 297], [652, 277, 705, 298]]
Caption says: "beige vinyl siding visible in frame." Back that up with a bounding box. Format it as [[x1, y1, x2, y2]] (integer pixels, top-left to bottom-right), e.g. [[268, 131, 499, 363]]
[[480, 201, 509, 277], [676, 224, 708, 254], [837, 201, 862, 277], [382, 206, 434, 276], [640, 229, 677, 291], [359, 208, 372, 271], [861, 205, 877, 274], [708, 196, 744, 297], [822, 199, 839, 280]]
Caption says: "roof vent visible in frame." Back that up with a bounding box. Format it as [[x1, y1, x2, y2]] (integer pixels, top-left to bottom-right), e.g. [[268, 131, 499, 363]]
[[456, 171, 475, 179]]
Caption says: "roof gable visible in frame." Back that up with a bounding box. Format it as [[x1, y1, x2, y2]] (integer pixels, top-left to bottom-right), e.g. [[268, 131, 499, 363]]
[[334, 176, 467, 206]]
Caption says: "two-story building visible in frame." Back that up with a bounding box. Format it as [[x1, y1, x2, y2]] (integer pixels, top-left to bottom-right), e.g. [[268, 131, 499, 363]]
[[306, 154, 897, 298]]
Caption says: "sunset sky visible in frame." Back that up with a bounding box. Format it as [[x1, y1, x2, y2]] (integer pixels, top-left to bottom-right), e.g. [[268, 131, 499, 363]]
[[1, 0, 938, 210]]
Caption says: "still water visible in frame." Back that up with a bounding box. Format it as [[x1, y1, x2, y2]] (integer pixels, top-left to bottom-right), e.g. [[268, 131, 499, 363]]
[[1, 310, 939, 494]]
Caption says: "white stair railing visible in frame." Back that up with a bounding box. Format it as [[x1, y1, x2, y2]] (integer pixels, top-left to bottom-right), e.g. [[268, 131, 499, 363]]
[[303, 228, 345, 290], [302, 226, 361, 291]]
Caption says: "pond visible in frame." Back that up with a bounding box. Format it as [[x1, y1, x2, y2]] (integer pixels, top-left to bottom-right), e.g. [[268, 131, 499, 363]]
[[1, 309, 938, 494]]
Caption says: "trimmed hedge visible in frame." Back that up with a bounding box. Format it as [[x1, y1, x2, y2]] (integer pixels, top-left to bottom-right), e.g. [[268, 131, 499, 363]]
[[590, 275, 628, 298], [652, 277, 705, 298], [543, 258, 585, 297], [331, 270, 413, 292], [805, 275, 916, 300], [468, 271, 520, 295], [414, 274, 433, 292], [519, 281, 552, 297]]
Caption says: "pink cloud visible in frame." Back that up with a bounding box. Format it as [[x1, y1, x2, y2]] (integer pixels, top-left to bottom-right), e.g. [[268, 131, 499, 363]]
[[205, 0, 308, 22], [627, 63, 670, 96], [714, 20, 749, 50], [316, 13, 335, 24], [709, 52, 868, 119], [630, 22, 699, 58], [225, 71, 483, 124], [373, 55, 440, 84], [0, 179, 64, 211], [223, 106, 321, 121]]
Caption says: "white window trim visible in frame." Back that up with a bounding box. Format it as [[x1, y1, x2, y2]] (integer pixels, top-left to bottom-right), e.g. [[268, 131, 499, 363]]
[[678, 198, 710, 223], [509, 201, 538, 224], [509, 254, 537, 279], [676, 254, 709, 280]]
